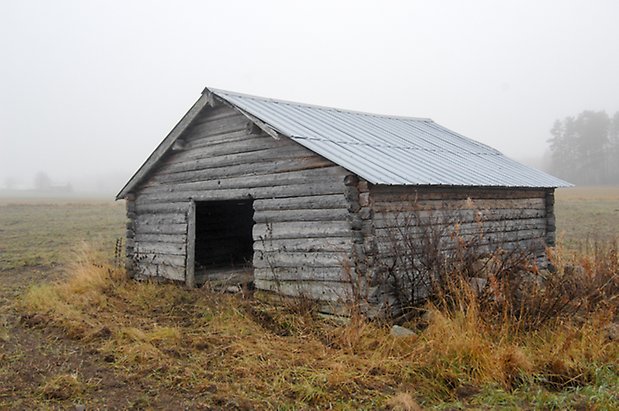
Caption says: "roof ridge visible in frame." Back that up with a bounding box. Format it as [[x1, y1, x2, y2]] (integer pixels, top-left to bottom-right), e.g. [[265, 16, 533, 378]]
[[208, 87, 434, 123]]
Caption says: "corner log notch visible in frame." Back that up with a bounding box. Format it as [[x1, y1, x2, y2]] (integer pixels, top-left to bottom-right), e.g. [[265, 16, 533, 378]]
[[545, 190, 556, 247], [343, 174, 376, 306]]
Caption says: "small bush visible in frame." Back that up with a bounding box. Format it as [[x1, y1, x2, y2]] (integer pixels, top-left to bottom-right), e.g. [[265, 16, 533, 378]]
[[373, 206, 618, 330]]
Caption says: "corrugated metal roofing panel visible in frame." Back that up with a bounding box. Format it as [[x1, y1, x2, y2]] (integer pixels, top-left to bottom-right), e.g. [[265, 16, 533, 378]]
[[210, 88, 570, 188]]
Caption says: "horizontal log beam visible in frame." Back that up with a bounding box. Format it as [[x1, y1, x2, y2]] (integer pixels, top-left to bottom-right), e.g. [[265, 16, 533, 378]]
[[372, 198, 546, 212], [134, 241, 186, 256], [135, 181, 345, 204], [254, 237, 352, 253], [253, 279, 355, 303], [253, 221, 351, 240], [139, 166, 346, 194], [136, 262, 185, 282], [253, 194, 347, 211], [253, 208, 349, 223], [254, 267, 352, 282]]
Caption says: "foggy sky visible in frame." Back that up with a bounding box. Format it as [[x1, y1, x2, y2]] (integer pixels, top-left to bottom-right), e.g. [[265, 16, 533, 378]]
[[1, 0, 618, 193]]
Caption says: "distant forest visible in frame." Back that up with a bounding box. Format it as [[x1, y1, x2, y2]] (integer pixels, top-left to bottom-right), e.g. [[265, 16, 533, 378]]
[[547, 110, 619, 185]]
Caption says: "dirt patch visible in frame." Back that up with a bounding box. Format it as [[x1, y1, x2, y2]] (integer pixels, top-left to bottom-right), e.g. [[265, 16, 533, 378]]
[[0, 266, 200, 409]]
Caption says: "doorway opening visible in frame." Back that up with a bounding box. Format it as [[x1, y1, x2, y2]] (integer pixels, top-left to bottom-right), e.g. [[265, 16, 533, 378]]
[[194, 199, 255, 284]]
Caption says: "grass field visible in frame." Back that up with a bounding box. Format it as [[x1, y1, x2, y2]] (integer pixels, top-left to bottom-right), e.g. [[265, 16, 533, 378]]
[[555, 187, 619, 249], [0, 188, 617, 409], [0, 198, 125, 271]]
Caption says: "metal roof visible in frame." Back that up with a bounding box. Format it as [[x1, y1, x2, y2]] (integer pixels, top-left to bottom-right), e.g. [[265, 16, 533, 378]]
[[210, 88, 570, 188]]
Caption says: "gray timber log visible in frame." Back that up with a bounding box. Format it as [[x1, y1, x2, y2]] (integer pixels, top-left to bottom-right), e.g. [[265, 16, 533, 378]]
[[253, 251, 348, 268], [254, 279, 354, 302], [253, 237, 351, 253]]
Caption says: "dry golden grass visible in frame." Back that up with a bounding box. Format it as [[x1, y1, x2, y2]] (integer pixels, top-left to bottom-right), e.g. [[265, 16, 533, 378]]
[[385, 392, 423, 411], [40, 374, 84, 400], [18, 244, 619, 409]]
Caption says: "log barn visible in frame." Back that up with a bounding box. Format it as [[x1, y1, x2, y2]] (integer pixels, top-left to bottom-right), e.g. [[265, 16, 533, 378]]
[[117, 87, 569, 309]]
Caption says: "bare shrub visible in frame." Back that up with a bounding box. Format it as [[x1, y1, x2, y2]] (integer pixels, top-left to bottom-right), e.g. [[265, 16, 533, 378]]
[[372, 204, 618, 329], [373, 204, 538, 320]]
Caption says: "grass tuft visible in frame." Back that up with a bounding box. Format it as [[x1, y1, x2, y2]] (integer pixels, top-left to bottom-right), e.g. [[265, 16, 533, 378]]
[[40, 373, 83, 401], [385, 392, 423, 411], [18, 243, 619, 409]]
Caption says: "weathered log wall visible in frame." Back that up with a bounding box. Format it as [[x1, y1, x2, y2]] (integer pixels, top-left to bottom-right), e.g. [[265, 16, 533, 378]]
[[128, 103, 354, 302], [367, 186, 552, 259], [353, 185, 555, 312]]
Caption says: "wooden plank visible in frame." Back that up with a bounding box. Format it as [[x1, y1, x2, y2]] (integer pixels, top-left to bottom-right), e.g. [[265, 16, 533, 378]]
[[132, 253, 186, 267], [135, 181, 346, 204], [185, 111, 248, 142], [253, 194, 347, 211], [157, 145, 311, 175], [134, 233, 187, 243], [254, 237, 352, 253], [135, 202, 189, 214], [372, 198, 546, 212], [186, 200, 196, 288], [195, 267, 253, 285], [254, 267, 351, 282], [373, 217, 547, 231], [253, 221, 351, 240], [139, 166, 347, 194], [186, 129, 259, 152], [190, 122, 257, 144], [150, 156, 334, 185], [373, 227, 547, 245], [134, 223, 187, 235], [372, 208, 546, 225], [370, 186, 545, 200], [374, 243, 546, 263], [253, 279, 354, 302], [137, 262, 185, 282], [375, 230, 546, 253], [135, 213, 186, 226], [117, 92, 211, 199], [373, 230, 545, 249], [253, 251, 348, 268], [161, 134, 290, 163], [253, 208, 349, 223], [133, 241, 186, 255]]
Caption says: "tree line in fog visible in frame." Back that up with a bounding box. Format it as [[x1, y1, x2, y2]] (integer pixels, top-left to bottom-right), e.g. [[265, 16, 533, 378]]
[[547, 110, 619, 185]]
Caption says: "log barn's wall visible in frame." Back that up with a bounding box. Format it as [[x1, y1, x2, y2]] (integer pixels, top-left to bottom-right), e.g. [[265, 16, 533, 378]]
[[347, 185, 554, 310], [360, 185, 553, 282], [126, 103, 354, 302], [366, 185, 552, 259]]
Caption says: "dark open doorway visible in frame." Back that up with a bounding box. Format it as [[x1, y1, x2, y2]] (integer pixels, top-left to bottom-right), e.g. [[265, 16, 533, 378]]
[[194, 199, 255, 284]]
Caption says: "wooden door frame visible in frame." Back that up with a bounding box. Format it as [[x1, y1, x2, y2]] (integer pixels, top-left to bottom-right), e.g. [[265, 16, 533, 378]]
[[185, 200, 196, 288]]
